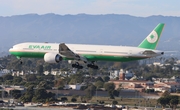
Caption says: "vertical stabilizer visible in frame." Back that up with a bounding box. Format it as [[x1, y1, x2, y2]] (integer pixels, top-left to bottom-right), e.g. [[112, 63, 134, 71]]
[[138, 23, 165, 50]]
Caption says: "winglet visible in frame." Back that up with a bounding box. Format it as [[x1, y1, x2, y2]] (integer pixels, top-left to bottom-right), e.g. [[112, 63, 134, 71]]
[[138, 23, 165, 50]]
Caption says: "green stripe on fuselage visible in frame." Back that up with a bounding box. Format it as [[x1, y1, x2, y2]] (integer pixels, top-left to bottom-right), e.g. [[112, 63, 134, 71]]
[[10, 51, 45, 58], [83, 54, 146, 62], [10, 51, 146, 62]]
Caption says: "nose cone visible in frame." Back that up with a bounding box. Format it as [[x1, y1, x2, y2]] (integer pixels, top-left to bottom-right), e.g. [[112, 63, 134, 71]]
[[9, 48, 13, 53], [9, 48, 13, 55]]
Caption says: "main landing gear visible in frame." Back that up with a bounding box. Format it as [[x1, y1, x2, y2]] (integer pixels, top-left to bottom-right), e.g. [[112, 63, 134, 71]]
[[71, 62, 83, 69], [71, 61, 99, 70]]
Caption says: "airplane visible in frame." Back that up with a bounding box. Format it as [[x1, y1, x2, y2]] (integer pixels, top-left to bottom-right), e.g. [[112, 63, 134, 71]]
[[9, 23, 165, 69]]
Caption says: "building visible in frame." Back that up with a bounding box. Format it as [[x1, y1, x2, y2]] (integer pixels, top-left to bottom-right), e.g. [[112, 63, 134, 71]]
[[152, 76, 180, 83], [110, 69, 134, 80], [0, 85, 26, 94], [0, 69, 11, 76], [64, 84, 83, 90], [109, 80, 154, 92]]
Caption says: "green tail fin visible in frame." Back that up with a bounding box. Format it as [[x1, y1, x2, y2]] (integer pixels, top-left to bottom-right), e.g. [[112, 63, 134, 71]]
[[138, 23, 165, 50]]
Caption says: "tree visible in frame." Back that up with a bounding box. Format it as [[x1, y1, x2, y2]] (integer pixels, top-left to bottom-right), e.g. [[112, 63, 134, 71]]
[[32, 88, 48, 102], [88, 68, 97, 77], [112, 100, 118, 105], [10, 90, 21, 99], [44, 74, 54, 81], [80, 96, 87, 103], [46, 92, 56, 102], [95, 77, 104, 82], [3, 74, 13, 81], [97, 100, 105, 104], [20, 85, 35, 102], [170, 98, 179, 110], [37, 65, 44, 75], [26, 74, 37, 82], [104, 83, 115, 91], [37, 81, 52, 89], [145, 74, 158, 81], [61, 97, 68, 102], [103, 76, 110, 82], [31, 88, 56, 103], [25, 59, 33, 70], [166, 95, 179, 109], [104, 83, 115, 99], [85, 84, 96, 99], [94, 81, 104, 89], [80, 86, 88, 90], [162, 91, 170, 97], [44, 63, 52, 72], [68, 73, 84, 84], [0, 91, 8, 98], [165, 65, 173, 74], [145, 89, 155, 93], [13, 76, 23, 84], [0, 77, 3, 83], [71, 98, 77, 102], [113, 90, 119, 97], [108, 91, 114, 99], [157, 94, 179, 109], [54, 78, 65, 87], [157, 97, 168, 109]]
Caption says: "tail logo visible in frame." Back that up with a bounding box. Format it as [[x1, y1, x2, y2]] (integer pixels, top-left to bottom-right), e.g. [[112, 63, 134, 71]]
[[147, 30, 158, 43]]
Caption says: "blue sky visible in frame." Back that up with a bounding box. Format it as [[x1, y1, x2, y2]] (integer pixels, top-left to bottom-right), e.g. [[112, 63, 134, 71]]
[[0, 0, 179, 17]]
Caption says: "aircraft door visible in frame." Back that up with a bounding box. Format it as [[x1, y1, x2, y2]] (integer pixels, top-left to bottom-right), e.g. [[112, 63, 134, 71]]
[[129, 50, 132, 55], [100, 49, 103, 54]]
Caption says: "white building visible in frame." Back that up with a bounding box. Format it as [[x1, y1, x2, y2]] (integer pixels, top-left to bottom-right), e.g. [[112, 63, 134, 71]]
[[44, 70, 69, 76], [110, 70, 119, 79], [12, 71, 24, 76], [153, 62, 161, 66], [110, 69, 134, 80], [0, 69, 11, 76], [64, 84, 83, 90]]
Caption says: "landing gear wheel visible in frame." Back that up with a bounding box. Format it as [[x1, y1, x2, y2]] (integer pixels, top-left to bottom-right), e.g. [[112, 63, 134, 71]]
[[72, 64, 76, 68], [72, 62, 83, 69], [87, 64, 98, 69], [78, 65, 83, 69]]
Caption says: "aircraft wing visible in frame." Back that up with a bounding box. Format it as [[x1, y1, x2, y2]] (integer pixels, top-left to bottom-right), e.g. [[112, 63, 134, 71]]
[[59, 43, 87, 62]]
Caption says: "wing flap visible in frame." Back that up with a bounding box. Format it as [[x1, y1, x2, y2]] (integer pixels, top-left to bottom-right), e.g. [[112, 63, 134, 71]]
[[59, 43, 87, 62]]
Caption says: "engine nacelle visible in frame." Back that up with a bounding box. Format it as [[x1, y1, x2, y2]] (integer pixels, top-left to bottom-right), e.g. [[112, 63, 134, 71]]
[[44, 53, 63, 63]]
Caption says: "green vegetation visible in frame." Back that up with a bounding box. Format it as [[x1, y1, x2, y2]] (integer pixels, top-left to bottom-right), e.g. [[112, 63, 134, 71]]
[[157, 91, 180, 109], [59, 96, 158, 107], [20, 86, 56, 103], [1, 55, 180, 79], [0, 55, 180, 105]]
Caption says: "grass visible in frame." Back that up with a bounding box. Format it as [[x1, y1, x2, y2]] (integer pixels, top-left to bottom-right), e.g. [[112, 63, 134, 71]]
[[60, 96, 158, 107]]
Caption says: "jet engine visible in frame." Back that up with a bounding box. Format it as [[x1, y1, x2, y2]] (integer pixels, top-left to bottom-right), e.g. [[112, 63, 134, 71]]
[[44, 53, 63, 63]]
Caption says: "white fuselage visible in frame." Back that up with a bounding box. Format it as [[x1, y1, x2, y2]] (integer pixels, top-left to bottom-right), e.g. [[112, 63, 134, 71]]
[[9, 42, 163, 62]]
